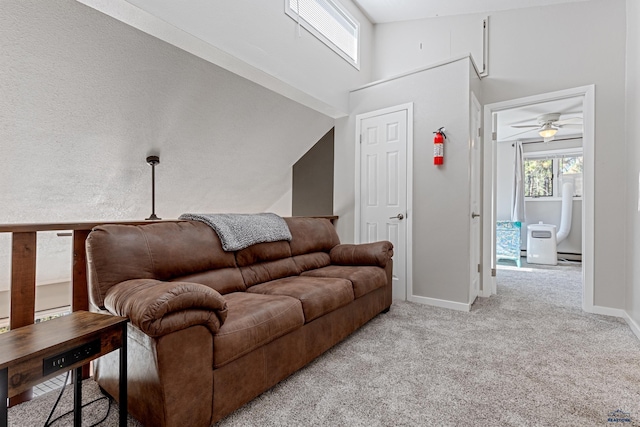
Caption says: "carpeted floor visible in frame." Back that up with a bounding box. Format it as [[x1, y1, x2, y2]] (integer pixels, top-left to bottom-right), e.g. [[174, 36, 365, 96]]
[[9, 263, 640, 426]]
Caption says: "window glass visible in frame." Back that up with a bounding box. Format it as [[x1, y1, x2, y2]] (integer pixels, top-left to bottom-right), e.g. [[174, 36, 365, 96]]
[[524, 158, 553, 198], [558, 156, 583, 197], [286, 0, 359, 68]]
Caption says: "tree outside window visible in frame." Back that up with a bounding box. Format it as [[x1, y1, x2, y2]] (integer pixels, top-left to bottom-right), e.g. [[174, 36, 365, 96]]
[[524, 153, 583, 198], [525, 158, 553, 197]]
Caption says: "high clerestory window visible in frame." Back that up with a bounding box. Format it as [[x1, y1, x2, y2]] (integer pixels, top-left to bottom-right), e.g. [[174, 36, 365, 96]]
[[285, 0, 360, 69]]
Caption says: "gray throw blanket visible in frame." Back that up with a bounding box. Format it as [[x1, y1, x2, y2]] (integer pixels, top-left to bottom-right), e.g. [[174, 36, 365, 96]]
[[178, 212, 292, 251]]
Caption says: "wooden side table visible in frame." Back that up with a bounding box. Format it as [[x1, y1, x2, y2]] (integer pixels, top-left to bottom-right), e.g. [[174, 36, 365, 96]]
[[0, 311, 128, 427]]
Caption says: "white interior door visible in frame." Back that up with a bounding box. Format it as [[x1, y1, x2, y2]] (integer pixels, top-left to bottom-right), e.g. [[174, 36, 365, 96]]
[[359, 108, 408, 300], [469, 93, 482, 304]]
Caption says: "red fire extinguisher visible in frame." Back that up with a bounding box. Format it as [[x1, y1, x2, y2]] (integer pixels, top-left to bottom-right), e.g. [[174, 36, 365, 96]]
[[433, 127, 446, 165]]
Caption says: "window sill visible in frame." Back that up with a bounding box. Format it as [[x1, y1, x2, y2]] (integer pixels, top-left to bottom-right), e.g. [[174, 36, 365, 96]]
[[525, 197, 582, 202]]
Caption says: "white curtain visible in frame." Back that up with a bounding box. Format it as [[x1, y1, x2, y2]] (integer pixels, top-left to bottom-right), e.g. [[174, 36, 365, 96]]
[[511, 141, 526, 223]]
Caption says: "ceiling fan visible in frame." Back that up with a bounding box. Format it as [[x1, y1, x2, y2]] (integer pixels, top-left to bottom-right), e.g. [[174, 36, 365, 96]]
[[509, 112, 583, 142]]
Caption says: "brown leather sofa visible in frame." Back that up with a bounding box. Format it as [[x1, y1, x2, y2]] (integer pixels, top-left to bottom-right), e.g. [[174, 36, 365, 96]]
[[86, 217, 393, 427]]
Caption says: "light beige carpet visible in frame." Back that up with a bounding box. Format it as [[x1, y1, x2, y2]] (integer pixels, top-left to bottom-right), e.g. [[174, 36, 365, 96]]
[[9, 263, 640, 426]]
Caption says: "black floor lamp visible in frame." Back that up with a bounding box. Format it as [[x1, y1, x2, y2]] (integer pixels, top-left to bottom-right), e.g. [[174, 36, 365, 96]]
[[145, 155, 161, 220]]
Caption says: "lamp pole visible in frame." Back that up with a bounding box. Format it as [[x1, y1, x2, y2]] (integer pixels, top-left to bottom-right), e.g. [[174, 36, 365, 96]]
[[146, 155, 161, 220]]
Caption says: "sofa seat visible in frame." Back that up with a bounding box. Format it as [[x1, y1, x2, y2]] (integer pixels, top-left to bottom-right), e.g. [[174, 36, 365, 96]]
[[301, 265, 387, 298], [213, 292, 304, 368], [247, 276, 354, 323]]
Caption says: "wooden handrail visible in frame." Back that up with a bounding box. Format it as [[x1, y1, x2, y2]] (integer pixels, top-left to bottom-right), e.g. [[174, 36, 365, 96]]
[[0, 220, 173, 233], [0, 216, 338, 233]]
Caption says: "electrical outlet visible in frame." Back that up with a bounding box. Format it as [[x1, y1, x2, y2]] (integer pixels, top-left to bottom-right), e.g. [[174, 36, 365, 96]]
[[43, 339, 101, 376]]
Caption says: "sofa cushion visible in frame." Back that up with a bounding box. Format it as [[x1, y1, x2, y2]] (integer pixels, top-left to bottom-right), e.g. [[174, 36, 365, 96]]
[[301, 266, 387, 299], [291, 252, 331, 273], [285, 217, 340, 256], [247, 276, 354, 323], [171, 267, 246, 295], [236, 240, 301, 287], [240, 259, 301, 288], [213, 292, 304, 368], [235, 241, 292, 266]]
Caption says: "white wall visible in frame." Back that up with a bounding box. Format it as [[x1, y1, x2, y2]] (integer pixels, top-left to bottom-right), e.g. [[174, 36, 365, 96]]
[[0, 0, 333, 290], [626, 0, 640, 330], [496, 140, 583, 255], [338, 57, 474, 305], [370, 0, 627, 309], [80, 0, 374, 117], [373, 14, 485, 80]]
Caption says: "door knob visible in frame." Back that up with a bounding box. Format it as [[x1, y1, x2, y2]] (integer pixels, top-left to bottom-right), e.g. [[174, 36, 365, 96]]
[[471, 212, 480, 219], [390, 213, 404, 220]]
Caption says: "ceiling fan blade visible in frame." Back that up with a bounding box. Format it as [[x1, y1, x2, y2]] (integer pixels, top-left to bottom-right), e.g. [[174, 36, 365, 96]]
[[557, 124, 583, 129], [555, 117, 583, 125], [510, 124, 540, 129]]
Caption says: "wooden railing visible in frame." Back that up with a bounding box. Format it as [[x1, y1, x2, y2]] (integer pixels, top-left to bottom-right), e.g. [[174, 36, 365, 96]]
[[0, 216, 337, 405]]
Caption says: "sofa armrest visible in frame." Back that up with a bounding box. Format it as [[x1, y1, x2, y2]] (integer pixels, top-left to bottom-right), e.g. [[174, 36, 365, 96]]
[[330, 241, 393, 268], [104, 279, 228, 337]]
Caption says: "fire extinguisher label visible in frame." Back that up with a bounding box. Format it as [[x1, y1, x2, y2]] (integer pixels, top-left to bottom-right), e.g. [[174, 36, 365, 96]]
[[434, 144, 443, 157]]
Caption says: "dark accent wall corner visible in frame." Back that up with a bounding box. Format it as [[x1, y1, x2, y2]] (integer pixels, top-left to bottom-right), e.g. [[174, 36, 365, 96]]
[[292, 128, 334, 216]]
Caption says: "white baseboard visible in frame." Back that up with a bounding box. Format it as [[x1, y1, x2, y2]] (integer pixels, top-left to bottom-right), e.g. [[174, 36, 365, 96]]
[[409, 294, 471, 312], [623, 311, 640, 342], [585, 304, 625, 318]]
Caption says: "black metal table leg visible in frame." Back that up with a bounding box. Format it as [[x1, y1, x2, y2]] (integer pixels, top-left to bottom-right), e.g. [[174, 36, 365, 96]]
[[73, 366, 82, 427], [0, 367, 7, 427], [119, 323, 127, 427]]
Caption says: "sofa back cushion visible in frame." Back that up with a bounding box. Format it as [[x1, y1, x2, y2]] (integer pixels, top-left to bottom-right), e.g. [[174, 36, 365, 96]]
[[87, 221, 241, 308], [236, 241, 300, 287], [285, 217, 340, 272], [285, 217, 340, 255]]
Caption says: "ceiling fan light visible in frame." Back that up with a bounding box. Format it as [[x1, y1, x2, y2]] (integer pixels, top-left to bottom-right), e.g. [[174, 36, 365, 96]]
[[539, 124, 557, 139]]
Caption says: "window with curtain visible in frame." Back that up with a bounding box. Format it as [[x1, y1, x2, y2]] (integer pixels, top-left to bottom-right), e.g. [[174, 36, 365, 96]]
[[285, 0, 360, 69]]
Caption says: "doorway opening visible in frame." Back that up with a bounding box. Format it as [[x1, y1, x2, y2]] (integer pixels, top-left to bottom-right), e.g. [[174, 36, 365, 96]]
[[482, 86, 595, 311]]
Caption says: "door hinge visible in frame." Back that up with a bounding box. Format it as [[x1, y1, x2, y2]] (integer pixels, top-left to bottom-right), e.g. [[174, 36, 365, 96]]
[[359, 134, 363, 144], [491, 268, 497, 277], [478, 127, 482, 137], [491, 131, 497, 141], [477, 264, 482, 273]]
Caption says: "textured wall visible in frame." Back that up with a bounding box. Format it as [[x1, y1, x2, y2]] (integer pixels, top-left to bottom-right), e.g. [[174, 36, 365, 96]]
[[0, 0, 333, 288], [82, 0, 375, 116]]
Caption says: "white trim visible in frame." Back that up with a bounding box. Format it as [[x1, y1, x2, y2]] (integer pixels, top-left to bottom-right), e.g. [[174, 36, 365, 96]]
[[408, 295, 471, 312], [623, 311, 640, 342], [585, 305, 624, 318], [482, 86, 596, 311], [355, 103, 413, 302], [351, 54, 475, 93], [469, 91, 482, 303]]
